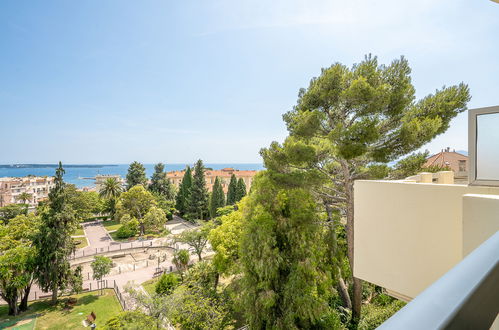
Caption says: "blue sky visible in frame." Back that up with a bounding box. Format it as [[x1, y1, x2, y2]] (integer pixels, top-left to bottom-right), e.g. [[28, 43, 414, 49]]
[[1, 0, 498, 164]]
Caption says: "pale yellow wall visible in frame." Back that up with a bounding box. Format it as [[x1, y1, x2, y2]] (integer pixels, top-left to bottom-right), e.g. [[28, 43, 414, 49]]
[[354, 180, 499, 299], [462, 194, 499, 256]]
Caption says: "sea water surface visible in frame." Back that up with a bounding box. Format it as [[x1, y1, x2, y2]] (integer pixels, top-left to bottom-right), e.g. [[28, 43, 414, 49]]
[[0, 164, 264, 188]]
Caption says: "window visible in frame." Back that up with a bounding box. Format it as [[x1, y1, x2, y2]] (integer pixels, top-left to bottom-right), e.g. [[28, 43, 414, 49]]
[[459, 160, 466, 172]]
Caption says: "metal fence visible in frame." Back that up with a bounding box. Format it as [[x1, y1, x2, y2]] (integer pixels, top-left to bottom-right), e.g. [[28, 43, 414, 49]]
[[70, 240, 174, 260]]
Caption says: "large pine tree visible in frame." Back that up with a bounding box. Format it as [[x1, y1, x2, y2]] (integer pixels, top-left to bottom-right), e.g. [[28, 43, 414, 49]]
[[187, 159, 209, 220], [149, 163, 175, 200], [175, 166, 192, 216], [126, 161, 147, 190], [209, 177, 225, 218], [226, 174, 238, 205], [235, 178, 247, 202], [35, 162, 79, 304]]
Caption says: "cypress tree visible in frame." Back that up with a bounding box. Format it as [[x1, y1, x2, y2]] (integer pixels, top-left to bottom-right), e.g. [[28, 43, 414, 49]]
[[226, 174, 238, 205], [235, 178, 247, 202], [126, 161, 147, 190], [35, 162, 79, 304], [209, 177, 225, 218], [175, 166, 192, 216], [187, 160, 209, 220]]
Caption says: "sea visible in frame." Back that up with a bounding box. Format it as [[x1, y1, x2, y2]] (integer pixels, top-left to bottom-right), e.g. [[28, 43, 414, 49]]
[[0, 163, 265, 188]]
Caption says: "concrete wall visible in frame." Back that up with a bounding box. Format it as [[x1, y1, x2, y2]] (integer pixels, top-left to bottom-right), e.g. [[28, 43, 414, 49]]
[[354, 180, 499, 300]]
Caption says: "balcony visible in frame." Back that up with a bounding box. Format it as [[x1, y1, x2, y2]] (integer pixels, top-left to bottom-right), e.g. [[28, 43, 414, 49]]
[[354, 179, 499, 301]]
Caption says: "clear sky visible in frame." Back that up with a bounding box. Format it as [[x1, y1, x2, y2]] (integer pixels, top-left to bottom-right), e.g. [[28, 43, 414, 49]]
[[1, 0, 498, 164]]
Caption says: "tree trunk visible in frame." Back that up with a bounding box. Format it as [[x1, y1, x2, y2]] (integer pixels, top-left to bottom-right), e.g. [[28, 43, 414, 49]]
[[214, 272, 220, 290], [197, 251, 202, 261], [51, 287, 58, 305], [6, 292, 18, 316], [19, 284, 32, 312], [342, 161, 362, 326], [337, 273, 352, 309]]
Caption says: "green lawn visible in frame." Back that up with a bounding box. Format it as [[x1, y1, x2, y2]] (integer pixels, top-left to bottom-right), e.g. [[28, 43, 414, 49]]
[[72, 225, 85, 237], [142, 277, 160, 296], [0, 289, 122, 330], [102, 220, 121, 232], [72, 237, 88, 249]]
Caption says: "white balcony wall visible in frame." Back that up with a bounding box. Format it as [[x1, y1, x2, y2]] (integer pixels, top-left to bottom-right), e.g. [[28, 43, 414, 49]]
[[354, 180, 499, 300]]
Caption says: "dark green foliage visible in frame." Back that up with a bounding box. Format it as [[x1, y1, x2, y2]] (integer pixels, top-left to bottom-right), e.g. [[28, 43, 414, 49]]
[[175, 166, 192, 216], [149, 163, 176, 200], [358, 300, 405, 330], [209, 177, 225, 218], [126, 161, 147, 190], [155, 273, 180, 295], [116, 218, 139, 239], [35, 162, 79, 304], [104, 310, 159, 330], [261, 55, 470, 325], [226, 174, 238, 205], [390, 151, 429, 179], [235, 178, 247, 202], [0, 204, 27, 224], [239, 172, 331, 329], [187, 160, 209, 220]]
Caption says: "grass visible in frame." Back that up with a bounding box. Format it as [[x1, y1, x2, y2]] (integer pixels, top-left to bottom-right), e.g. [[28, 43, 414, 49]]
[[142, 277, 160, 296], [72, 237, 88, 249], [109, 228, 170, 243], [101, 220, 121, 232], [0, 289, 122, 330], [72, 225, 85, 237]]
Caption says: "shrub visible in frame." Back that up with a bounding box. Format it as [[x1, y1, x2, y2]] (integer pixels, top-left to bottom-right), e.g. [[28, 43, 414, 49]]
[[358, 300, 406, 330], [116, 218, 139, 239], [155, 273, 180, 295]]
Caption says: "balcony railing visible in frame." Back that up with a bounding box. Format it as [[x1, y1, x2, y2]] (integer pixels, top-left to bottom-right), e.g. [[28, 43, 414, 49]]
[[379, 231, 499, 329]]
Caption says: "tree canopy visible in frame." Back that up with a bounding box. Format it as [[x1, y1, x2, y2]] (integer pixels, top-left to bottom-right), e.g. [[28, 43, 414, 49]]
[[116, 185, 157, 235], [260, 55, 470, 324], [209, 177, 225, 218], [187, 160, 209, 220], [175, 166, 192, 216], [126, 161, 147, 190]]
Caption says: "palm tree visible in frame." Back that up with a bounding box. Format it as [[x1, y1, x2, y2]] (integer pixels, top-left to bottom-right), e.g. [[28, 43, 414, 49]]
[[16, 192, 32, 204], [99, 178, 123, 218], [99, 177, 123, 199]]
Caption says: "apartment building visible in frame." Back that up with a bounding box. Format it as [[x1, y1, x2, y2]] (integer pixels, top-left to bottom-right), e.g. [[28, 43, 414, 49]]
[[167, 167, 258, 194], [0, 176, 55, 207]]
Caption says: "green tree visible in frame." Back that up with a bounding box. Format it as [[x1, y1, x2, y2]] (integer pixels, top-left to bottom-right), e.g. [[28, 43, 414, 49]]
[[175, 166, 192, 216], [15, 192, 32, 205], [35, 162, 80, 304], [172, 249, 190, 280], [65, 185, 102, 220], [99, 177, 123, 217], [143, 206, 167, 233], [155, 273, 180, 295], [239, 173, 330, 329], [0, 204, 28, 224], [235, 178, 247, 202], [91, 256, 113, 295], [175, 223, 212, 261], [208, 208, 244, 283], [116, 185, 156, 235], [149, 163, 176, 200], [126, 161, 147, 190], [226, 174, 237, 205], [0, 213, 39, 315], [104, 310, 159, 330], [187, 160, 209, 220], [209, 177, 225, 218], [261, 55, 470, 324]]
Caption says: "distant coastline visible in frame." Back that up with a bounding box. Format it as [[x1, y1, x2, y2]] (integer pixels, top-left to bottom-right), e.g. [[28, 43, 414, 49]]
[[0, 164, 118, 169]]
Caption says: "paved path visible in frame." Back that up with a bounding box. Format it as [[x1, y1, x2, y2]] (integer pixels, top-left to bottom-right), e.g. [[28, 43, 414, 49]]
[[82, 220, 115, 251]]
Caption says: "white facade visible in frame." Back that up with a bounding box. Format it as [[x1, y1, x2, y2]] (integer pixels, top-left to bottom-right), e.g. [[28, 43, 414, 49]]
[[0, 176, 55, 207]]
